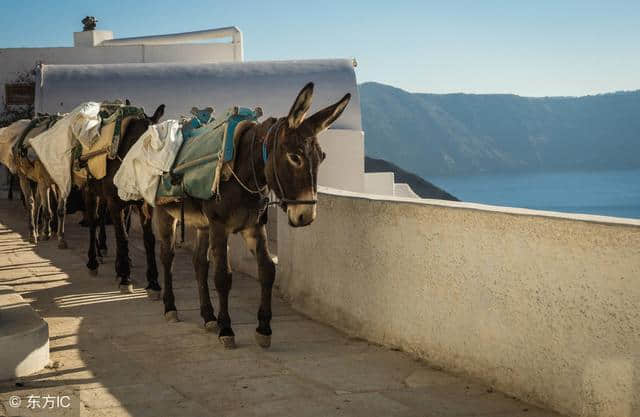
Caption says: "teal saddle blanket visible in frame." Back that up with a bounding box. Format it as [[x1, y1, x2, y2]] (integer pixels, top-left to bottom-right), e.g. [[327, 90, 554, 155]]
[[156, 107, 260, 201]]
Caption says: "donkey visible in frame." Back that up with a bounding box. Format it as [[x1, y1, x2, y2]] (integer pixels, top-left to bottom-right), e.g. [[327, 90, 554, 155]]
[[154, 83, 350, 348], [79, 104, 165, 295], [3, 118, 61, 244]]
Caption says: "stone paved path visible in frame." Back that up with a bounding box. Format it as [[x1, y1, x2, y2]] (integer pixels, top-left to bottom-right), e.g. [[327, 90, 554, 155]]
[[0, 199, 562, 417]]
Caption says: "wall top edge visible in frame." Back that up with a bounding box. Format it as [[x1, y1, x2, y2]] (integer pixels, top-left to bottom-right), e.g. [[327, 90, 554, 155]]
[[318, 186, 640, 227]]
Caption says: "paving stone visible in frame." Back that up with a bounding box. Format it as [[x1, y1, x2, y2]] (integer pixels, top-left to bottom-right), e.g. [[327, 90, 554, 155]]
[[404, 367, 465, 388], [189, 374, 332, 411], [78, 383, 184, 409], [81, 399, 209, 417], [283, 350, 425, 393], [381, 384, 561, 417]]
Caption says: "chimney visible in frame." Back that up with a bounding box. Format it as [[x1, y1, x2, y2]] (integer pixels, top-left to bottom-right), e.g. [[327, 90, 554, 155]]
[[73, 16, 113, 47]]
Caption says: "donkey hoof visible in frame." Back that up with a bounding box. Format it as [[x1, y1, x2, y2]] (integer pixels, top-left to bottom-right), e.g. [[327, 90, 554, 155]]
[[146, 289, 161, 301], [255, 332, 271, 349], [88, 268, 98, 277], [58, 240, 68, 249], [219, 336, 236, 349], [165, 310, 179, 322], [41, 234, 50, 241], [119, 284, 134, 294], [29, 237, 37, 244], [204, 321, 218, 332]]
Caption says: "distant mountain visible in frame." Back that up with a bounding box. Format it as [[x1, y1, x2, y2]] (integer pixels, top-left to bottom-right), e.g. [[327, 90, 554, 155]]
[[360, 82, 640, 178], [365, 156, 458, 201]]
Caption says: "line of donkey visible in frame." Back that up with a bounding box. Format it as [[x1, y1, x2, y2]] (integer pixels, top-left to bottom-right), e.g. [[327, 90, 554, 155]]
[[0, 83, 350, 349]]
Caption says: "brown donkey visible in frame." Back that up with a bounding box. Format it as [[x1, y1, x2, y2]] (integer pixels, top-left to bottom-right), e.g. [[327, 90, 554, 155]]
[[154, 83, 350, 348], [9, 118, 62, 244], [80, 105, 165, 294]]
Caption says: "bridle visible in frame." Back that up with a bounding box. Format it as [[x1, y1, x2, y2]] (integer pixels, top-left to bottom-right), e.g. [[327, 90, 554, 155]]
[[230, 119, 318, 214]]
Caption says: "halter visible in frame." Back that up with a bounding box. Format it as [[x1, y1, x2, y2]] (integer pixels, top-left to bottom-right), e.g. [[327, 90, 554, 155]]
[[265, 120, 318, 207], [230, 119, 318, 215]]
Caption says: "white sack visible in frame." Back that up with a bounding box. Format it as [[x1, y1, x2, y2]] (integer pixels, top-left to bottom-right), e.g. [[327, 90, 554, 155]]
[[0, 120, 30, 174], [114, 119, 183, 206], [29, 102, 101, 198]]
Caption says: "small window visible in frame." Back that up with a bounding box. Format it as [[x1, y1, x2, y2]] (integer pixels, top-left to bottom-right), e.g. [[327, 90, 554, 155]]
[[5, 83, 35, 105]]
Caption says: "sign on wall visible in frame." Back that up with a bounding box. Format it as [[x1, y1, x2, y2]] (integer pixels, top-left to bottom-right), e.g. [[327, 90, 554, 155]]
[[4, 83, 35, 105]]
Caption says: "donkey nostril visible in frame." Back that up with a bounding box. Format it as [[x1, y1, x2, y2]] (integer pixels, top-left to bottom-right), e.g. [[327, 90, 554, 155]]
[[298, 213, 304, 224]]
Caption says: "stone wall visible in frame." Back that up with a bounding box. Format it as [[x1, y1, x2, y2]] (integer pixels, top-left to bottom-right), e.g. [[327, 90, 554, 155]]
[[272, 187, 640, 417]]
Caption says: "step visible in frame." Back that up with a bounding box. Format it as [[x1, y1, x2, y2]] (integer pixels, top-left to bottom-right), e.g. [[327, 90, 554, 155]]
[[0, 285, 49, 380]]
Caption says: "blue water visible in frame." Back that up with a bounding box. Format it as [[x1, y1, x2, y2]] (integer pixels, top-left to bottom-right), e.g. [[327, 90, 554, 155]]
[[430, 169, 640, 219]]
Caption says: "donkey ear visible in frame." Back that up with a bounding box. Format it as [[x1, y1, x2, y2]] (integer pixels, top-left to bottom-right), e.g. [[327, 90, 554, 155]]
[[287, 82, 314, 129], [150, 104, 165, 123], [300, 93, 351, 136]]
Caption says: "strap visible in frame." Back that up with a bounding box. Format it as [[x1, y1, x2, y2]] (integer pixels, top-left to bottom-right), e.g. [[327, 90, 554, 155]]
[[180, 199, 185, 244]]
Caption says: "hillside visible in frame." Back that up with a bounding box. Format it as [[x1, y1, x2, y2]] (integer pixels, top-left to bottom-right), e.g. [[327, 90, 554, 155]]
[[360, 82, 640, 178], [364, 156, 458, 201]]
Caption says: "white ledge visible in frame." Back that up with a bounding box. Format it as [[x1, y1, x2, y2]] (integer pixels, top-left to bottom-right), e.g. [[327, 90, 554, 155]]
[[318, 186, 640, 227], [100, 26, 241, 46]]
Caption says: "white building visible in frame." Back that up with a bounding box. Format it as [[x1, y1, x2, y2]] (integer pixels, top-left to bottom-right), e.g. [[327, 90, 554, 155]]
[[0, 23, 414, 197]]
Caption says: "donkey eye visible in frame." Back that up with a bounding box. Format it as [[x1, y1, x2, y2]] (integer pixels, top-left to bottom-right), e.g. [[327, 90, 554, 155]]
[[287, 153, 303, 168], [321, 151, 326, 161]]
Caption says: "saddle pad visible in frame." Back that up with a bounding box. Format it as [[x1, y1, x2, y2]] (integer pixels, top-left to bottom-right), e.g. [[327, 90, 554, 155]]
[[156, 107, 259, 202], [76, 105, 145, 180], [13, 117, 57, 182]]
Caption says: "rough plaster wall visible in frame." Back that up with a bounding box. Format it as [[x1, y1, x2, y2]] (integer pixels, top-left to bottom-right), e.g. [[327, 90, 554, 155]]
[[276, 190, 640, 417]]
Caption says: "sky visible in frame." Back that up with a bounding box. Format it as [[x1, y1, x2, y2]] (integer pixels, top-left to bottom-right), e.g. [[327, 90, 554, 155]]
[[0, 0, 638, 97]]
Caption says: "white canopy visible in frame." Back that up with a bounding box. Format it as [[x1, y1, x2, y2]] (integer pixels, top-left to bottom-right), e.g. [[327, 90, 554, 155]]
[[35, 59, 361, 131]]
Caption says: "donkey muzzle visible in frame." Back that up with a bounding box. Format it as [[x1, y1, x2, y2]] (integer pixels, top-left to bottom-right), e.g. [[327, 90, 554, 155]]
[[287, 191, 317, 227]]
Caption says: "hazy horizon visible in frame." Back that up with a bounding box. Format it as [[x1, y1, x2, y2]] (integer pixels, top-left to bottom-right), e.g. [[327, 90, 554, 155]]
[[359, 81, 640, 99]]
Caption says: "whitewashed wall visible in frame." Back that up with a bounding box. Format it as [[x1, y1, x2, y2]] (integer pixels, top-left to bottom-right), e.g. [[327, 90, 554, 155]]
[[0, 43, 238, 118], [364, 172, 395, 195], [393, 183, 419, 198], [273, 187, 640, 417]]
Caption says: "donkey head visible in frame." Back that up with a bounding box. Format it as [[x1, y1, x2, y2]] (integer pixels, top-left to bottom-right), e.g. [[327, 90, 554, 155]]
[[118, 104, 165, 157], [264, 83, 351, 227]]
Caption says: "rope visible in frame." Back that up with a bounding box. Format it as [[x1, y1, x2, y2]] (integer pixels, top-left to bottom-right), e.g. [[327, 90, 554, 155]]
[[228, 166, 267, 195]]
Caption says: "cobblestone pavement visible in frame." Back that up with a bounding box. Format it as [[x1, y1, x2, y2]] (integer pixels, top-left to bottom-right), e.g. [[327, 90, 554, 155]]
[[0, 199, 562, 417]]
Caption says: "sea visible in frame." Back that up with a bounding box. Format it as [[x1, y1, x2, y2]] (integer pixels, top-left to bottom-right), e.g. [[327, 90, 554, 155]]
[[430, 169, 640, 220]]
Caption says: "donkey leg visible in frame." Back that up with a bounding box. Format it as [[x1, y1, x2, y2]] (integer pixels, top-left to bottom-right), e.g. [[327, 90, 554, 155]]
[[138, 205, 161, 300], [193, 228, 217, 331], [18, 177, 37, 243], [155, 207, 178, 320], [210, 225, 234, 348], [38, 185, 52, 241], [106, 196, 133, 293], [94, 198, 104, 261], [125, 205, 133, 233], [98, 200, 108, 254], [50, 187, 59, 238], [242, 226, 276, 348], [7, 173, 14, 200], [34, 192, 44, 240], [56, 189, 68, 249], [83, 187, 99, 275]]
